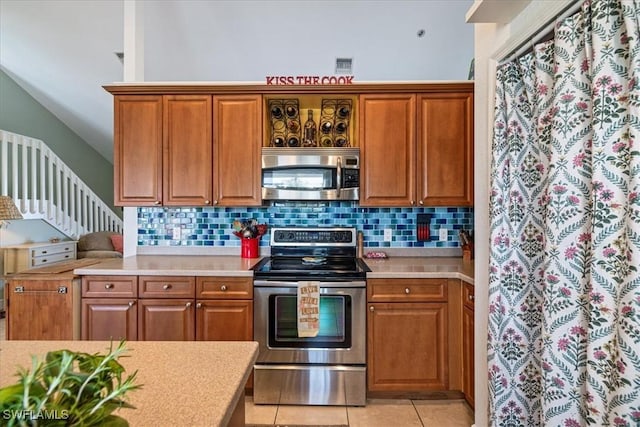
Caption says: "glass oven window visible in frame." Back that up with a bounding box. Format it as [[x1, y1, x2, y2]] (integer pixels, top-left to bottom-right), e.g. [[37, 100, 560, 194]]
[[268, 294, 351, 348], [262, 167, 337, 191]]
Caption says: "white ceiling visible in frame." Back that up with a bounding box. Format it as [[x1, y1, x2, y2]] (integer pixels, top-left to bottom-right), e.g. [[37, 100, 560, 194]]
[[0, 0, 474, 164]]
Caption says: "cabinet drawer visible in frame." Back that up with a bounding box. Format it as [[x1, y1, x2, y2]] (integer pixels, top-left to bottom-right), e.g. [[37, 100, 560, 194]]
[[31, 242, 76, 258], [196, 277, 252, 299], [463, 281, 474, 310], [367, 278, 447, 302], [82, 276, 138, 298], [31, 251, 75, 267], [139, 276, 195, 298]]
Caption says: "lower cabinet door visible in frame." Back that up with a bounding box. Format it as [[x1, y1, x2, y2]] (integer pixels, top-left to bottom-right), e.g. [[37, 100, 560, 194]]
[[195, 300, 253, 341], [82, 298, 137, 341], [462, 305, 475, 408], [138, 299, 195, 341], [367, 302, 448, 391]]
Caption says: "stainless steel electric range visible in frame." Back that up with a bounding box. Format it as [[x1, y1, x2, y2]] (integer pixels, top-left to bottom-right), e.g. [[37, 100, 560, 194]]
[[252, 227, 370, 406]]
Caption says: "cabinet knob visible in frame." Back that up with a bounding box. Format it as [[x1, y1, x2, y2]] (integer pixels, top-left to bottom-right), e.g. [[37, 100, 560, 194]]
[[204, 200, 210, 205], [405, 288, 410, 294], [469, 294, 474, 301], [196, 303, 202, 309], [369, 306, 374, 312], [213, 200, 219, 205], [419, 200, 424, 206], [410, 200, 415, 205], [163, 284, 172, 290], [154, 201, 161, 205], [186, 302, 192, 308], [220, 285, 227, 291], [128, 301, 135, 307], [105, 283, 114, 289]]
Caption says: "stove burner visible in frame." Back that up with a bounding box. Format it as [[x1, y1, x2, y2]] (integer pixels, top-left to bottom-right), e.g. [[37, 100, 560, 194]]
[[301, 256, 327, 265]]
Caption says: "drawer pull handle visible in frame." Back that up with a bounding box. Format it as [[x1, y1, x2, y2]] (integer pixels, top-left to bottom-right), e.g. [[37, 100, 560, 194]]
[[163, 284, 172, 290], [405, 288, 410, 294], [42, 259, 47, 263], [105, 283, 114, 289], [42, 251, 47, 254], [196, 303, 202, 309], [220, 285, 227, 291], [128, 301, 135, 307], [369, 306, 374, 311], [185, 302, 192, 308]]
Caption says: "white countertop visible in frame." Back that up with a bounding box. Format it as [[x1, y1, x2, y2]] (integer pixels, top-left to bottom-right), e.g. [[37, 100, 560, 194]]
[[74, 255, 263, 276], [74, 255, 474, 284], [364, 256, 474, 283]]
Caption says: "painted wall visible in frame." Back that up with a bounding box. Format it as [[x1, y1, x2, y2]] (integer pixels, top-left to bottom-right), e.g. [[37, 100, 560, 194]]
[[0, 70, 119, 217], [144, 0, 475, 82]]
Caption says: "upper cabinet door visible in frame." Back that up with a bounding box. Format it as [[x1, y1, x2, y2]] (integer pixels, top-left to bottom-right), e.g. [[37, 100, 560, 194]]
[[163, 95, 213, 206], [359, 94, 416, 207], [213, 95, 262, 206], [417, 92, 473, 206], [114, 95, 163, 206]]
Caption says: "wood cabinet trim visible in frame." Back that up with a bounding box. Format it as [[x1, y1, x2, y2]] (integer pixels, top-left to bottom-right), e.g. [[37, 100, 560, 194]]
[[196, 276, 253, 299], [138, 275, 196, 298], [367, 278, 447, 302], [82, 276, 138, 298], [105, 82, 474, 96]]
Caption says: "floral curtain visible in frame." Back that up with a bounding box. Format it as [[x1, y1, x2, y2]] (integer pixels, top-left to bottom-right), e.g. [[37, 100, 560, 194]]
[[488, 0, 640, 426]]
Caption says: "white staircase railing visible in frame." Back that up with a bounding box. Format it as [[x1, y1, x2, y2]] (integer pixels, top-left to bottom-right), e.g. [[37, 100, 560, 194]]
[[0, 130, 122, 238]]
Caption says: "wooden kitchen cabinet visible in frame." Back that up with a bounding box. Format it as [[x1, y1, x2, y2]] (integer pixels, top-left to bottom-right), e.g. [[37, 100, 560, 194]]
[[114, 95, 163, 206], [137, 276, 196, 341], [359, 94, 416, 206], [417, 92, 473, 206], [195, 277, 253, 341], [367, 278, 448, 392], [196, 276, 253, 390], [359, 85, 473, 207], [213, 95, 262, 206], [81, 275, 138, 340], [5, 272, 80, 340], [113, 93, 262, 207], [138, 299, 196, 341], [462, 281, 475, 408], [163, 95, 213, 206]]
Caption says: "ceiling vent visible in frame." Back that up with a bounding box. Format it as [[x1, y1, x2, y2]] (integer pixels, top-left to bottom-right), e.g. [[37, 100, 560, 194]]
[[335, 58, 353, 74]]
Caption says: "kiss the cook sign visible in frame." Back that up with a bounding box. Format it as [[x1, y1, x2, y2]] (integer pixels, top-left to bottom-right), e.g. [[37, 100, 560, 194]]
[[266, 75, 354, 85]]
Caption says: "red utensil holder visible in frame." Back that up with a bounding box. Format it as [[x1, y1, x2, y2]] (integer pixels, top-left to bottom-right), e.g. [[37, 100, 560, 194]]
[[241, 238, 259, 258]]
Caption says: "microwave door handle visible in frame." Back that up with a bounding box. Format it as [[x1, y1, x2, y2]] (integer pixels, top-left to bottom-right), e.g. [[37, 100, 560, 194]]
[[336, 157, 342, 197]]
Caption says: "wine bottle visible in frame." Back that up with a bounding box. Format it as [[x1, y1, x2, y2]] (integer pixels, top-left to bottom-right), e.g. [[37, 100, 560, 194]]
[[303, 109, 317, 147]]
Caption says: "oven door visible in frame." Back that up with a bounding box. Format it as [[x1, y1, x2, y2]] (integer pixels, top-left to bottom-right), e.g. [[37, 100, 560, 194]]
[[254, 280, 366, 365]]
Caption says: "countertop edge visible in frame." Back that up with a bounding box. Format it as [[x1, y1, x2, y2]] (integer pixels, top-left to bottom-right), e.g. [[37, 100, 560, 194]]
[[366, 271, 474, 284]]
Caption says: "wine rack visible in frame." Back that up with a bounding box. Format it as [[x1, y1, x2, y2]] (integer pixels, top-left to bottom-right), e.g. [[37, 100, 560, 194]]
[[268, 99, 301, 147], [319, 99, 352, 147]]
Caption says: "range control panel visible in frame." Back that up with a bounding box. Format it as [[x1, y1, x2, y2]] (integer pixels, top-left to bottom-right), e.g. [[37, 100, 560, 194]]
[[271, 228, 355, 246]]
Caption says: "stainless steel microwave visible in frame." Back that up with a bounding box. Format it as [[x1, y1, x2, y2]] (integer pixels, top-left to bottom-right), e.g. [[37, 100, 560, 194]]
[[261, 147, 360, 201]]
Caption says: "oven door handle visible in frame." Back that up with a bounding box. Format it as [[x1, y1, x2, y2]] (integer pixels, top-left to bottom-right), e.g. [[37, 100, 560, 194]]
[[254, 280, 366, 288]]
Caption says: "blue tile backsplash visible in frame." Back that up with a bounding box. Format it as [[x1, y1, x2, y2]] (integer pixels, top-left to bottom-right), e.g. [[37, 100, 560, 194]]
[[137, 202, 473, 248]]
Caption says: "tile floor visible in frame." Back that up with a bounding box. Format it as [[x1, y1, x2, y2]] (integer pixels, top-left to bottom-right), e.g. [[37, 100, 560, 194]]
[[245, 396, 474, 426], [0, 318, 474, 426]]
